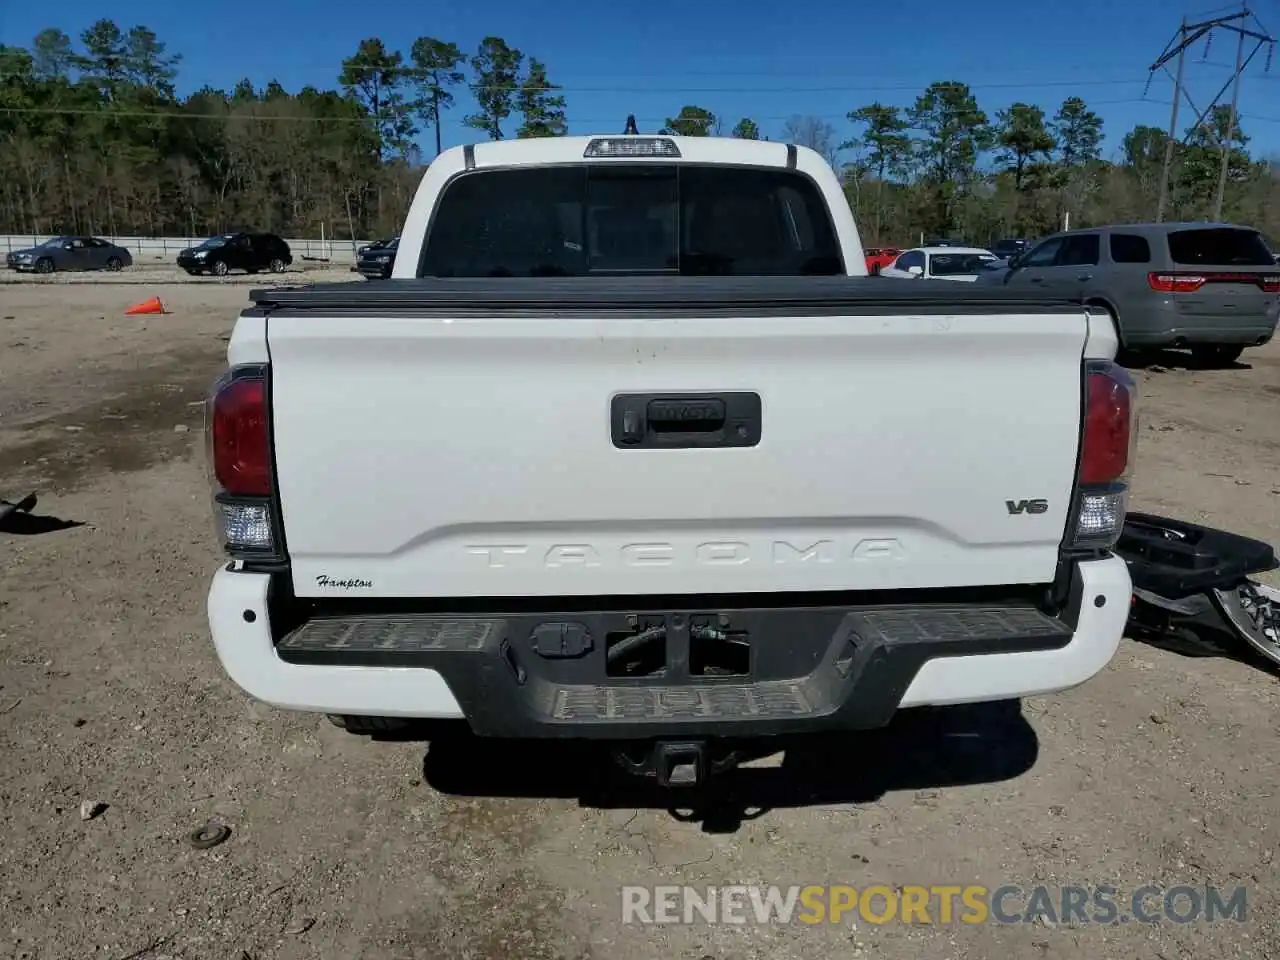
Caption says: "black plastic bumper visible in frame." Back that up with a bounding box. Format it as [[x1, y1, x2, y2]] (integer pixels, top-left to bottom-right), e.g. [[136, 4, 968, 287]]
[[274, 586, 1083, 739], [1116, 512, 1278, 599]]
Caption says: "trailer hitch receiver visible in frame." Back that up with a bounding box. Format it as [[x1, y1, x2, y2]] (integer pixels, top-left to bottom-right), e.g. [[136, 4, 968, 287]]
[[654, 741, 707, 788]]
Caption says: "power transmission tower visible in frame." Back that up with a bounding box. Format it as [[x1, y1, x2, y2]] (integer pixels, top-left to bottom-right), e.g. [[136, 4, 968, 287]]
[[1146, 5, 1275, 222]]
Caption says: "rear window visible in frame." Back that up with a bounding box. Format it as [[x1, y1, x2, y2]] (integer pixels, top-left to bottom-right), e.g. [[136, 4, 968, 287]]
[[418, 164, 844, 277], [1166, 228, 1274, 266], [930, 253, 992, 276]]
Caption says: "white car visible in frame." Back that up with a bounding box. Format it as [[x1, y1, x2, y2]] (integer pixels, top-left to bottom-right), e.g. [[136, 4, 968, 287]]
[[203, 133, 1132, 786], [881, 246, 999, 282]]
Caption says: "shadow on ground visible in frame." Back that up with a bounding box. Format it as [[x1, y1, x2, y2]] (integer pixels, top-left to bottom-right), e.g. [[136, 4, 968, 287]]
[[1131, 622, 1280, 676], [408, 700, 1038, 832], [0, 493, 85, 535], [1119, 347, 1250, 372]]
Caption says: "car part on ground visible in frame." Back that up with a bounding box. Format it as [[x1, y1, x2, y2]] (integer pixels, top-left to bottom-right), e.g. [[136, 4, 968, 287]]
[[1117, 512, 1280, 668]]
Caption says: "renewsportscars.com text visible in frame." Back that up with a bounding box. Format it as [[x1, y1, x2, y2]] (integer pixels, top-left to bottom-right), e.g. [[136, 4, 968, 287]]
[[621, 884, 1248, 926]]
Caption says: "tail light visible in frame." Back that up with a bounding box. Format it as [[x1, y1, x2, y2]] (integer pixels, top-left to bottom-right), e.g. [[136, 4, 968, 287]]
[[1071, 361, 1137, 550], [1150, 271, 1280, 294], [206, 365, 282, 562], [1148, 272, 1205, 293]]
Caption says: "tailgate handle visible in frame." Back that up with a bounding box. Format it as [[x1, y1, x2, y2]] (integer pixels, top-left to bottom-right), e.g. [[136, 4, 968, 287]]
[[611, 392, 761, 449], [648, 398, 726, 433]]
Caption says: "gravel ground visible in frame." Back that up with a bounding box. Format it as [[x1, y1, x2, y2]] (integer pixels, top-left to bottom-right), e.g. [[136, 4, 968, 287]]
[[0, 264, 358, 286], [1, 282, 1278, 960]]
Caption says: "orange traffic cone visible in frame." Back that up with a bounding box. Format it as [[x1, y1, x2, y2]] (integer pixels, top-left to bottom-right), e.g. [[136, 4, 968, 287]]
[[124, 296, 165, 316]]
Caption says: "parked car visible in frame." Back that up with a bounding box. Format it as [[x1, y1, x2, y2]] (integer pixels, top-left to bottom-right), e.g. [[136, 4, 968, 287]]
[[923, 237, 964, 247], [863, 247, 902, 275], [6, 235, 132, 274], [879, 246, 999, 282], [990, 237, 1033, 260], [355, 238, 394, 262], [354, 237, 400, 279], [203, 134, 1134, 786], [177, 232, 292, 276], [978, 222, 1280, 366]]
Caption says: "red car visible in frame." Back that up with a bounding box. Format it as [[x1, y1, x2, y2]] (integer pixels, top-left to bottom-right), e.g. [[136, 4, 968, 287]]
[[864, 247, 901, 275]]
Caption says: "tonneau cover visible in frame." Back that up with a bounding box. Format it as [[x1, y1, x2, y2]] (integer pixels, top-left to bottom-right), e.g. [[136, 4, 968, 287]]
[[249, 276, 1086, 316]]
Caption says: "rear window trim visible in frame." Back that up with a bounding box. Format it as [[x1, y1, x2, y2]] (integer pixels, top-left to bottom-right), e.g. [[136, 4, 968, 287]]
[[414, 161, 847, 278]]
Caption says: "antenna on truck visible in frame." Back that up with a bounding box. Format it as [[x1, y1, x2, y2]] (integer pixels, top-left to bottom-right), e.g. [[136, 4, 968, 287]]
[[623, 114, 639, 135]]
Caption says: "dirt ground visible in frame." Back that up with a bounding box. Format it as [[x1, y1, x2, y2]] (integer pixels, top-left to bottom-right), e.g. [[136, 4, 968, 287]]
[[1, 277, 1278, 960], [0, 262, 356, 286]]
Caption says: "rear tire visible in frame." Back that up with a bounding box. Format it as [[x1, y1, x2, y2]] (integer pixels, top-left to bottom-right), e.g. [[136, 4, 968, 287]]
[[1190, 344, 1244, 368], [268, 257, 285, 273], [326, 714, 412, 735]]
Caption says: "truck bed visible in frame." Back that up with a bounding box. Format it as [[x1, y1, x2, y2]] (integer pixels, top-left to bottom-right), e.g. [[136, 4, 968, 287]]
[[251, 276, 1096, 600]]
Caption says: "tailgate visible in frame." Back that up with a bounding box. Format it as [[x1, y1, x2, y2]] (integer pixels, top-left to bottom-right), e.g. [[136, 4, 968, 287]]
[[262, 280, 1090, 598]]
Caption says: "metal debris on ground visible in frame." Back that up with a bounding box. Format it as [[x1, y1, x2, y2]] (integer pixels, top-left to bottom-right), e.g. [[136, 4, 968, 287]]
[[1213, 580, 1280, 666], [80, 799, 108, 821], [187, 821, 231, 849]]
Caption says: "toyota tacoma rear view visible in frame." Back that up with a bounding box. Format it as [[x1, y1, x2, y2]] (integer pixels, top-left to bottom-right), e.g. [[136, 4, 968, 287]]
[[204, 134, 1135, 786]]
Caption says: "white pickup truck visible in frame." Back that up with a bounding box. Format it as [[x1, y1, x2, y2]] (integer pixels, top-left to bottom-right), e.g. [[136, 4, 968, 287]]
[[206, 134, 1135, 785]]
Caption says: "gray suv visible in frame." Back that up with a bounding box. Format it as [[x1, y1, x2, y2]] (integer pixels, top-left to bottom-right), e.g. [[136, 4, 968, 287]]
[[980, 222, 1280, 365]]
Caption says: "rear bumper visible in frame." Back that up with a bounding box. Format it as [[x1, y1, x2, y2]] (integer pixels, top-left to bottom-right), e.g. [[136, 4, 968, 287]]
[[207, 555, 1131, 738], [1123, 302, 1279, 347]]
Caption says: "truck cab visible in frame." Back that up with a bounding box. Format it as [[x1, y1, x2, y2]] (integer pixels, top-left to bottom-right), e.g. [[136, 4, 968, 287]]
[[393, 135, 867, 281]]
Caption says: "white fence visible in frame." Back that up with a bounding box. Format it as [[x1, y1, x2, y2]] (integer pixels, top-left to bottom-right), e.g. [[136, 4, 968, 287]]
[[0, 234, 378, 265]]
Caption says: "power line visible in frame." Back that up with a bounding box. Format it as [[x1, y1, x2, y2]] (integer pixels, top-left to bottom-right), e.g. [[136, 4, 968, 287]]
[[0, 75, 1164, 96], [3, 97, 1278, 126], [322, 62, 1149, 86], [1147, 4, 1276, 221]]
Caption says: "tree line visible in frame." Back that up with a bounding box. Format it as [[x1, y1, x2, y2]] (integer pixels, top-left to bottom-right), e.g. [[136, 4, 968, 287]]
[[1, 20, 1277, 244]]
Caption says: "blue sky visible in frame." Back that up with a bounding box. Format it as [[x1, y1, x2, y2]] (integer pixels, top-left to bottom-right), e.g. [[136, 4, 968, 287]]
[[3, 0, 1280, 159]]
